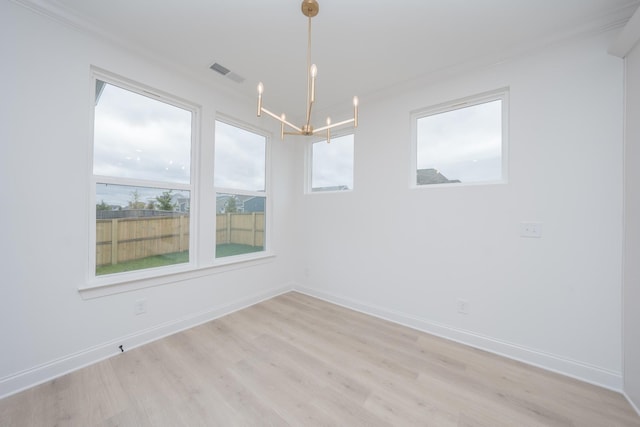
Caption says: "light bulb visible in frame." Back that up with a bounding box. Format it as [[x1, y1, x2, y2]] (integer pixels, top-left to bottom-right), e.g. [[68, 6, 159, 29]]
[[310, 64, 318, 78], [353, 96, 359, 127], [257, 82, 264, 94]]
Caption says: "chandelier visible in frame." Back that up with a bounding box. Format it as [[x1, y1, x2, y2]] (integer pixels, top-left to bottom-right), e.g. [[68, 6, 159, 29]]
[[257, 0, 358, 143]]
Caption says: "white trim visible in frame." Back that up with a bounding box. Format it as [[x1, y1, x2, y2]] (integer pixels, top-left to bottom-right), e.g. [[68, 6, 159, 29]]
[[624, 391, 640, 417], [410, 87, 509, 189], [80, 252, 276, 299], [609, 6, 640, 58], [306, 132, 355, 194], [293, 286, 624, 392], [213, 116, 271, 253], [92, 66, 199, 112], [1, 283, 626, 400], [88, 68, 200, 289], [0, 283, 293, 400]]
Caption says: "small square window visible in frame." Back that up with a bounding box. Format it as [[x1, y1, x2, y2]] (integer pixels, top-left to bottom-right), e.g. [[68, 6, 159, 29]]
[[413, 90, 507, 186], [310, 133, 354, 192]]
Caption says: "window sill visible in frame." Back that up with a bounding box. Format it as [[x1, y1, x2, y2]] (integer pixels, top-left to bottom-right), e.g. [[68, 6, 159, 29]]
[[410, 179, 508, 189], [305, 189, 354, 195], [79, 252, 276, 299]]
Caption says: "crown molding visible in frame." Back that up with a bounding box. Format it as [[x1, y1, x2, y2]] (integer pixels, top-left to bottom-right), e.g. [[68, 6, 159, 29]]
[[609, 4, 640, 57], [9, 0, 250, 103]]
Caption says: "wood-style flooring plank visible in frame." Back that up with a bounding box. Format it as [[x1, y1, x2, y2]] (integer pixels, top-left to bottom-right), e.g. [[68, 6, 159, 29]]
[[1, 291, 639, 426]]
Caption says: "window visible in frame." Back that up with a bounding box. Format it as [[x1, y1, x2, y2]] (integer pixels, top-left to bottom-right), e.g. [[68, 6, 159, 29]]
[[92, 75, 194, 278], [310, 133, 354, 192], [412, 89, 508, 186], [214, 119, 268, 259]]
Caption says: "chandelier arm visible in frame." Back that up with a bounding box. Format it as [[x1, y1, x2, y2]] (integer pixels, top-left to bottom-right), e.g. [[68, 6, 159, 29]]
[[260, 107, 303, 133], [256, 0, 358, 141], [312, 117, 355, 134]]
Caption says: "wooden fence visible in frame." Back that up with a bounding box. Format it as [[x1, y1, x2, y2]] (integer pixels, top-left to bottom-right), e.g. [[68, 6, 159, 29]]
[[96, 212, 264, 266], [215, 212, 265, 248]]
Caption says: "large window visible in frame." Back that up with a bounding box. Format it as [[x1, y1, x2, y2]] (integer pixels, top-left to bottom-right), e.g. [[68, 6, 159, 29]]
[[413, 89, 508, 186], [309, 133, 354, 192], [214, 119, 268, 259], [92, 75, 194, 278]]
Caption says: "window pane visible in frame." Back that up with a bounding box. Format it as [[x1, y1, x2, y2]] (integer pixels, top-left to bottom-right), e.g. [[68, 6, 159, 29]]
[[94, 81, 192, 184], [215, 193, 265, 258], [214, 121, 266, 192], [312, 133, 354, 191], [416, 99, 502, 185], [95, 183, 190, 275]]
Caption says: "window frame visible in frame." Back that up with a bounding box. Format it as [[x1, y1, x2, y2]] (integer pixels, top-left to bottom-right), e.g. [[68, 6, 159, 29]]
[[213, 115, 272, 264], [84, 70, 276, 296], [88, 69, 199, 288], [305, 131, 355, 194], [410, 88, 509, 188]]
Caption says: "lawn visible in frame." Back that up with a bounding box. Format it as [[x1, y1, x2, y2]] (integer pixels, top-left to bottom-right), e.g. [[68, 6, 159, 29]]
[[96, 244, 263, 275], [216, 243, 264, 258], [96, 251, 189, 276]]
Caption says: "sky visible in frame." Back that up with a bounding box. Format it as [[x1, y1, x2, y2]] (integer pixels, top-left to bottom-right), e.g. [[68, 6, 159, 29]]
[[93, 81, 266, 207], [312, 133, 354, 190], [416, 99, 503, 183], [214, 120, 266, 192], [94, 81, 192, 185], [93, 79, 497, 203]]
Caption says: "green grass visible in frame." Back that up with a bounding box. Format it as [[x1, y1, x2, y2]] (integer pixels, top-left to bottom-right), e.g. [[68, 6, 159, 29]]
[[216, 243, 264, 258], [96, 251, 189, 276], [96, 245, 263, 275]]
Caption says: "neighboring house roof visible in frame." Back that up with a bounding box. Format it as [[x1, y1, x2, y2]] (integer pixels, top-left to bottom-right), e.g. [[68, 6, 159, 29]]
[[417, 168, 461, 185], [171, 193, 190, 212], [243, 196, 265, 213]]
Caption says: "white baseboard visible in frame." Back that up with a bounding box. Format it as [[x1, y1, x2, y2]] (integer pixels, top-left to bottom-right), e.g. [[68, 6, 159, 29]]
[[1, 283, 624, 400], [624, 391, 640, 417], [294, 286, 623, 392], [0, 283, 293, 400]]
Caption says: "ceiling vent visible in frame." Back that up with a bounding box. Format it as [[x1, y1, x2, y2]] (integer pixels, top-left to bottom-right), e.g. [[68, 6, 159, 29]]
[[209, 62, 245, 84]]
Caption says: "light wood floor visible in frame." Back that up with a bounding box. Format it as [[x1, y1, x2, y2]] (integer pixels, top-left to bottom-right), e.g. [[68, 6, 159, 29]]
[[1, 292, 639, 426]]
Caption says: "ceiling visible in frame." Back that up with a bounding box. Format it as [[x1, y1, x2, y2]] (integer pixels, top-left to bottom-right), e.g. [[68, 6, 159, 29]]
[[35, 0, 640, 123]]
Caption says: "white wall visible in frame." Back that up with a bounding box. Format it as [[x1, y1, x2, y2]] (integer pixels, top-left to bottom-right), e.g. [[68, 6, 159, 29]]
[[623, 30, 640, 413], [0, 0, 630, 399], [0, 1, 296, 397], [295, 30, 625, 389]]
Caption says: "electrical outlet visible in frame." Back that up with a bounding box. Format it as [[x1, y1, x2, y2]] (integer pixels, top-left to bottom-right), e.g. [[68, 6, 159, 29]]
[[134, 298, 147, 315], [457, 299, 469, 315]]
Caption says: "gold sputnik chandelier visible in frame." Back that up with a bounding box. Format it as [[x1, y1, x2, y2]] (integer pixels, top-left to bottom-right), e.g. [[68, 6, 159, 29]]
[[257, 0, 358, 143]]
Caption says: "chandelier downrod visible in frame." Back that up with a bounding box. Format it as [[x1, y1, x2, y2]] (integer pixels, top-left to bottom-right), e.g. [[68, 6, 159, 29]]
[[257, 0, 358, 143]]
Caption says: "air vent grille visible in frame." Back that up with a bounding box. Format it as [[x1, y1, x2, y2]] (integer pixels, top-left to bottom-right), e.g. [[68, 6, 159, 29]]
[[209, 62, 245, 84], [209, 62, 230, 75]]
